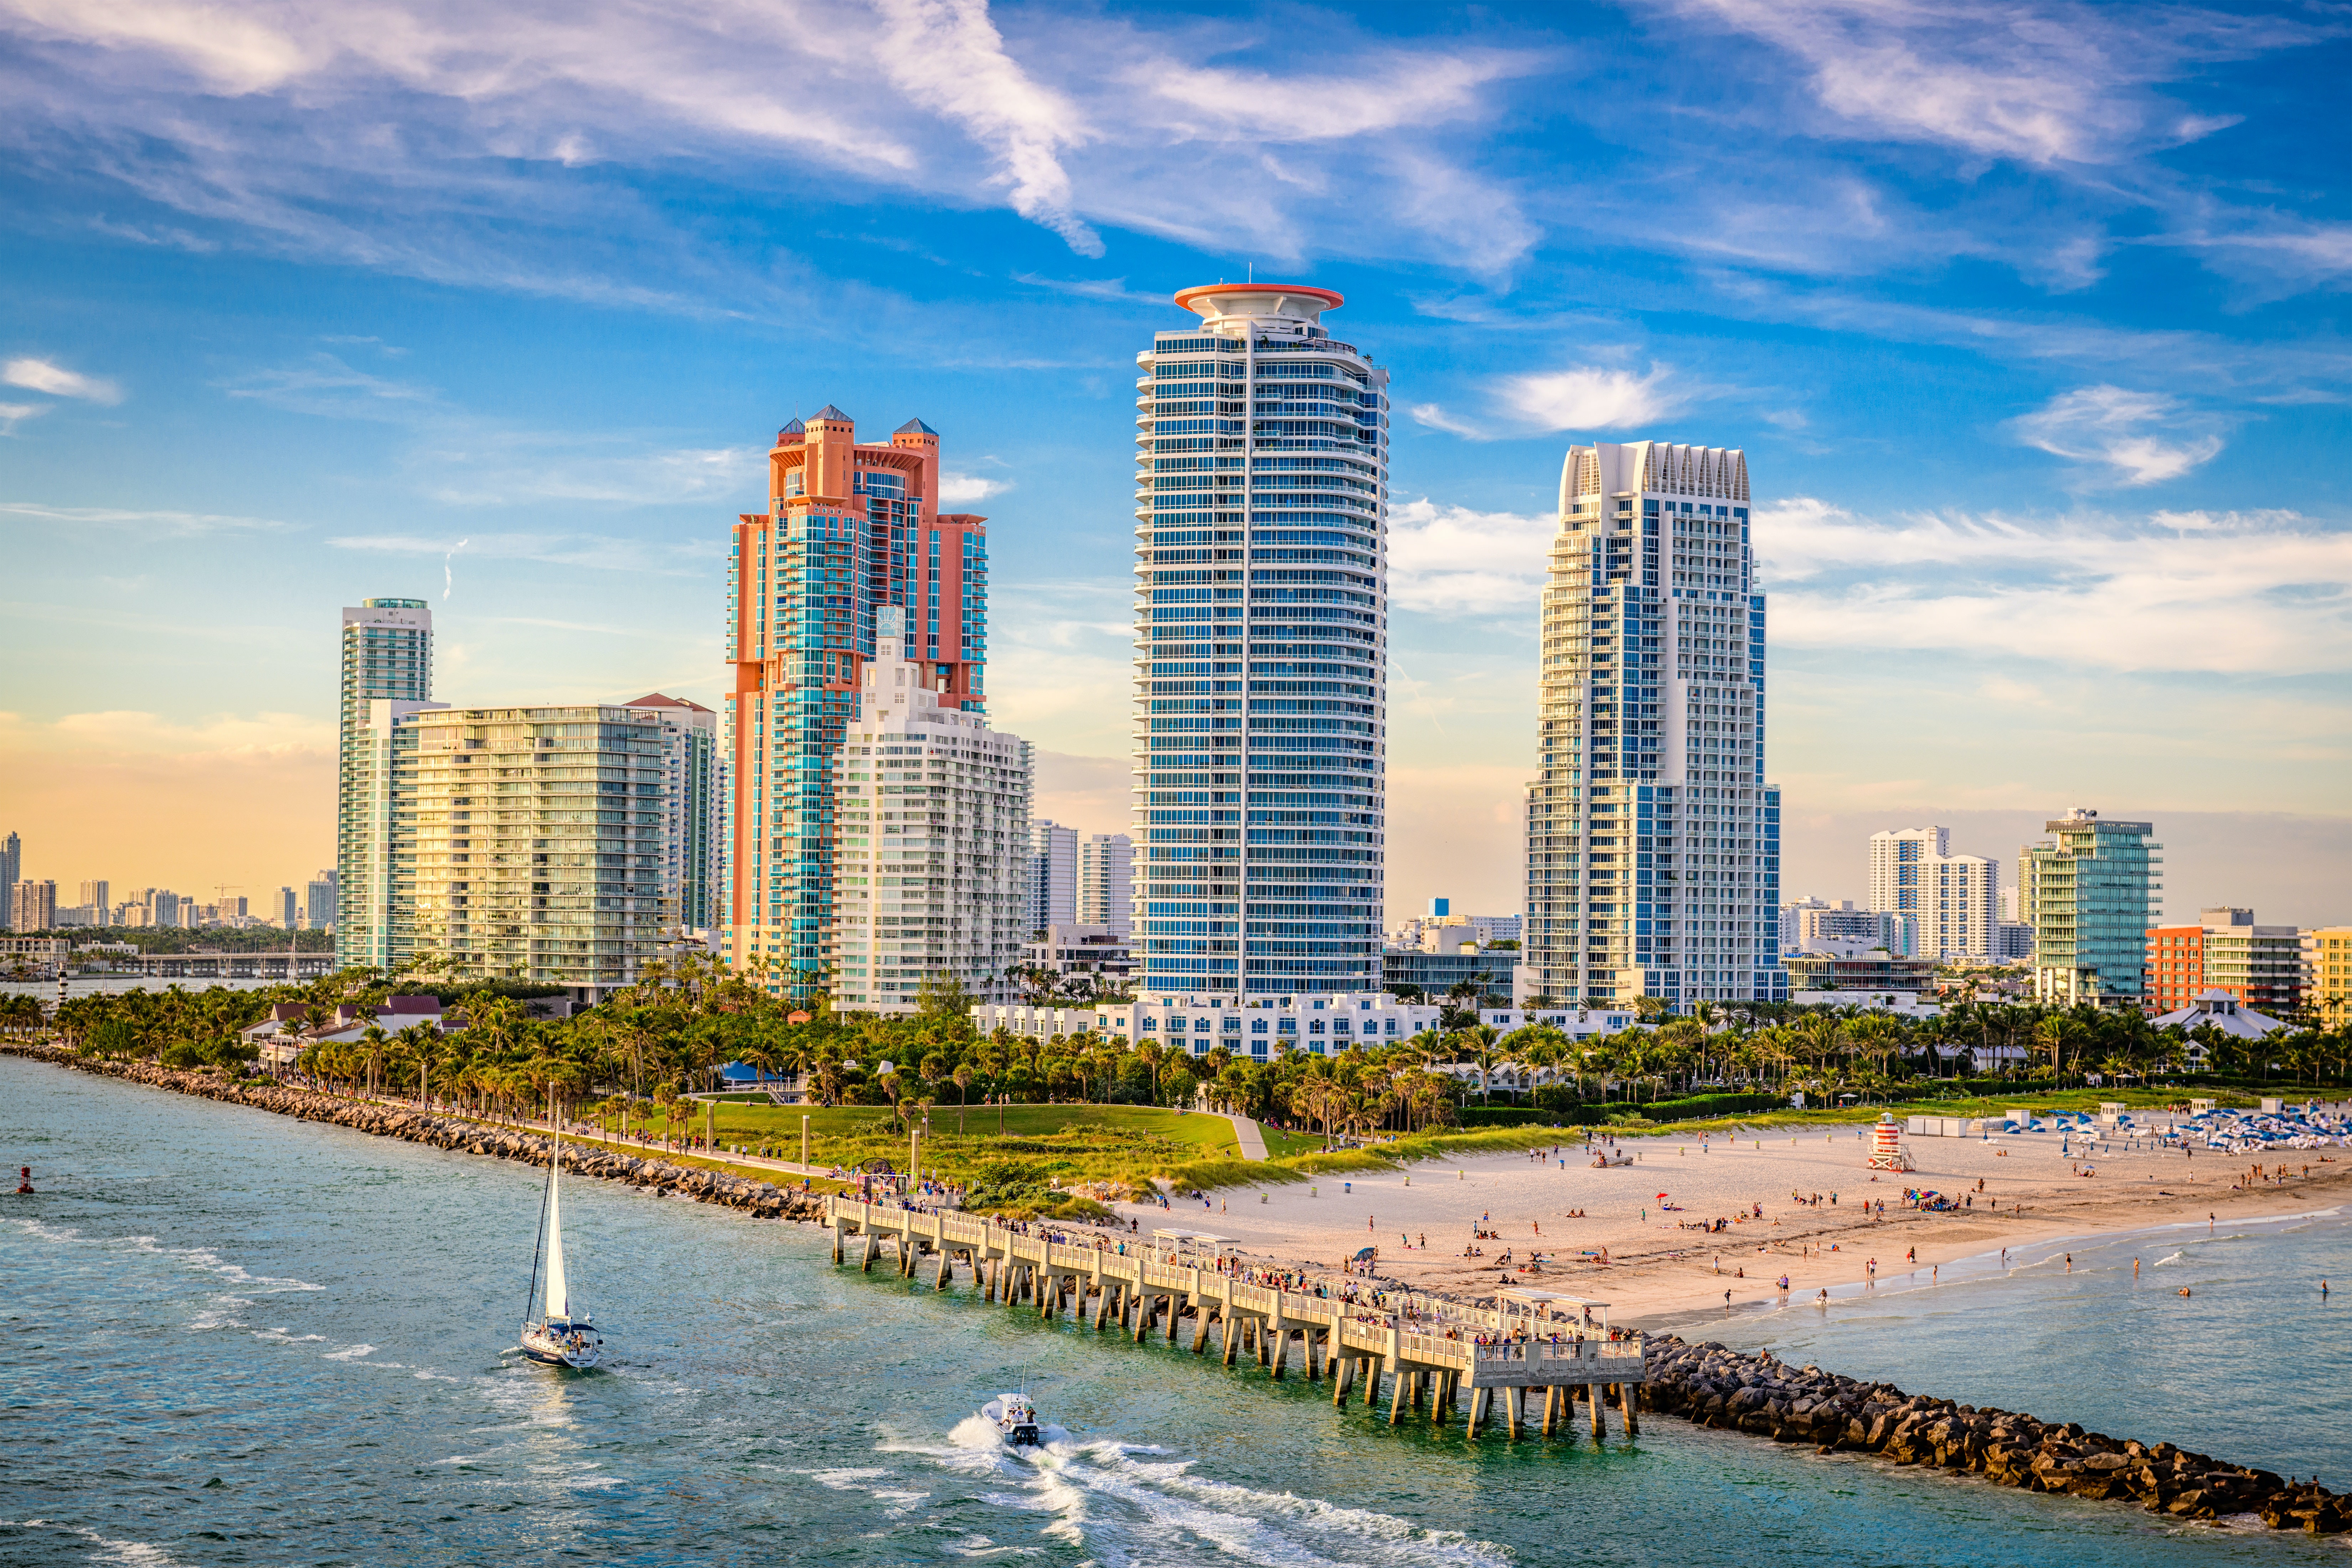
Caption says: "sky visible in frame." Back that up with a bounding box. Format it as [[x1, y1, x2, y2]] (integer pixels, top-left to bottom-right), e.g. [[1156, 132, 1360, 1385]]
[[1, 0, 2348, 928]]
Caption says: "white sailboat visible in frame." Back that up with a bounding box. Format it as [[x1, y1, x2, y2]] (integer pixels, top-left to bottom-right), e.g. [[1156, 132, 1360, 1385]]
[[521, 1096, 602, 1370]]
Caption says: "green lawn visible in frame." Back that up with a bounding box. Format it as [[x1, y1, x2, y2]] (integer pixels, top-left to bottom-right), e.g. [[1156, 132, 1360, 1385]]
[[586, 1100, 1254, 1204]]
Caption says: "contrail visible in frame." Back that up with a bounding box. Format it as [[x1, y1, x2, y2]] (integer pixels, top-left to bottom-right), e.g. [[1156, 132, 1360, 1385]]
[[444, 538, 468, 599]]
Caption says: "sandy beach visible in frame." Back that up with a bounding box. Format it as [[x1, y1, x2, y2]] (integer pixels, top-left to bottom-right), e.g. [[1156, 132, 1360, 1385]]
[[1109, 1121, 2352, 1324]]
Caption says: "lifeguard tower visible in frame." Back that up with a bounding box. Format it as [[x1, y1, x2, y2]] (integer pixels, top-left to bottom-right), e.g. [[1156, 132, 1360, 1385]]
[[1867, 1111, 1915, 1171]]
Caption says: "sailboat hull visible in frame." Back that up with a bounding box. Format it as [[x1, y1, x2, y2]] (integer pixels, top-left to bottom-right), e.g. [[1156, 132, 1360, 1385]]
[[521, 1323, 601, 1370]]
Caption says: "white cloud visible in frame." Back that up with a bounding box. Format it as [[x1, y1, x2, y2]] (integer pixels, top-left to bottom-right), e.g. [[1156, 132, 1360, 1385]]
[[1757, 497, 2352, 674], [1388, 498, 1556, 615], [937, 470, 1008, 504], [4, 356, 123, 403], [1502, 365, 1682, 432], [1407, 403, 1487, 439], [2012, 385, 2223, 486], [0, 403, 46, 434]]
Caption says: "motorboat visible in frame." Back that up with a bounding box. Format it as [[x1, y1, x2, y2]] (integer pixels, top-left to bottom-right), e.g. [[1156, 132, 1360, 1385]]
[[520, 1095, 603, 1370], [981, 1392, 1041, 1446]]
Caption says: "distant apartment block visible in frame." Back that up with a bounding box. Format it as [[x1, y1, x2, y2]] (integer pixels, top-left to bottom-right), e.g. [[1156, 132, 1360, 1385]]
[[1780, 896, 1915, 957], [1023, 923, 1134, 990], [2021, 808, 2160, 1009], [9, 879, 56, 932], [1027, 819, 1077, 933], [2308, 926, 2352, 1029], [305, 869, 337, 930], [275, 887, 299, 927], [1077, 832, 1134, 935], [625, 692, 721, 938], [2147, 907, 2303, 1017], [0, 831, 18, 893], [1869, 826, 1997, 959]]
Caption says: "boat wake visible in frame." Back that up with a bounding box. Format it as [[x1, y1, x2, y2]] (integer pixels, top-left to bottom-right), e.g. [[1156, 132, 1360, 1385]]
[[874, 1424, 1511, 1567]]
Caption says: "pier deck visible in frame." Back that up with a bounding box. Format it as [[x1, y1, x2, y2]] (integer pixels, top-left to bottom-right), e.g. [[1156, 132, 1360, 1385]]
[[828, 1197, 1648, 1438]]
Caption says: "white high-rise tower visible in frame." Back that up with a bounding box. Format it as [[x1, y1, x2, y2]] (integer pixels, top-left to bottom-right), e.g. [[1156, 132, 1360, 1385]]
[[1869, 825, 1997, 960], [1132, 284, 1389, 997], [1523, 442, 1785, 1008]]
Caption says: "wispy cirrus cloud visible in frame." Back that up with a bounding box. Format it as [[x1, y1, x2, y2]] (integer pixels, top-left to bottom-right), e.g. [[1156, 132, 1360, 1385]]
[[2011, 385, 2224, 486], [0, 0, 1544, 299], [4, 356, 122, 403], [326, 531, 717, 573], [1660, 0, 2314, 166], [0, 500, 290, 535]]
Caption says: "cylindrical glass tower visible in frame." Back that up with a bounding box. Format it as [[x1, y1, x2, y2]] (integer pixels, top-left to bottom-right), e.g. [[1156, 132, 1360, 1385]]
[[1131, 284, 1389, 1000]]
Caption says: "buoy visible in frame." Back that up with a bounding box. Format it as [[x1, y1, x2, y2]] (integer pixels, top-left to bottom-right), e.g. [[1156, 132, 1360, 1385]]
[[15, 1166, 31, 1195]]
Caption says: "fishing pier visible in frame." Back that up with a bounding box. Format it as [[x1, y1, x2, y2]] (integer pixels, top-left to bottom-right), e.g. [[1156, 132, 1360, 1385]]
[[827, 1197, 1649, 1439]]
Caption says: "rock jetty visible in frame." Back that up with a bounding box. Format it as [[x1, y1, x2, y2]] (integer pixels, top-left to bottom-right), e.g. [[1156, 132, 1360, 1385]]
[[1642, 1336, 2350, 1534], [4, 1043, 827, 1225]]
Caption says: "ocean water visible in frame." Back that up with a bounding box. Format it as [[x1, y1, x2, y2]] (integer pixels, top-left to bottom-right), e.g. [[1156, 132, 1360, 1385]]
[[5, 1055, 2349, 1568]]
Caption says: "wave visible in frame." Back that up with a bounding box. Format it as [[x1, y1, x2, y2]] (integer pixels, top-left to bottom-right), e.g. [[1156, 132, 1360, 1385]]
[[3, 1517, 183, 1566], [885, 1422, 1513, 1568], [2152, 1251, 2186, 1267]]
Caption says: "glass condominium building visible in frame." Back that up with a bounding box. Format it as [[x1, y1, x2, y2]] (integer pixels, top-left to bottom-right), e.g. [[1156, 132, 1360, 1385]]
[[337, 597, 434, 973], [1132, 284, 1389, 997], [1523, 442, 1786, 1008]]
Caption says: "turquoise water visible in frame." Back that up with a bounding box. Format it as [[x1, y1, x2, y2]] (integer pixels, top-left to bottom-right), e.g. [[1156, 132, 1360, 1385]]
[[5, 1055, 2348, 1567]]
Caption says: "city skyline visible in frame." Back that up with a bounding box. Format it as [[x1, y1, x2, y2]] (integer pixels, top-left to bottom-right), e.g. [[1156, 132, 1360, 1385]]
[[4, 0, 2349, 929]]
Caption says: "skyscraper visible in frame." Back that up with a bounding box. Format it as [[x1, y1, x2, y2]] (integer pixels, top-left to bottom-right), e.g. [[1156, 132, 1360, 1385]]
[[1131, 284, 1389, 997], [1869, 826, 1997, 960], [1078, 832, 1134, 934], [305, 869, 337, 930], [827, 607, 1030, 1011], [725, 410, 990, 994], [1026, 819, 1077, 933], [337, 598, 436, 971], [624, 693, 721, 939], [275, 886, 298, 927], [1, 831, 19, 893], [2021, 808, 2161, 1008], [1523, 441, 1785, 1008]]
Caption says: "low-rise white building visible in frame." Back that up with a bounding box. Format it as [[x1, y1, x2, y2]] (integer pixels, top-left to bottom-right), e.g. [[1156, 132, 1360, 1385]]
[[970, 993, 1643, 1054], [975, 991, 1443, 1057]]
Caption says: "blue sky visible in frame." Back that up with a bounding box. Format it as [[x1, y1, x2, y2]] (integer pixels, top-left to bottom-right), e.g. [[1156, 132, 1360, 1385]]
[[2, 0, 2348, 925]]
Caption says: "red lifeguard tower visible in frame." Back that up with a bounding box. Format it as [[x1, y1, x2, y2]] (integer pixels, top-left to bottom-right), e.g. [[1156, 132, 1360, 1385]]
[[1867, 1112, 1914, 1172]]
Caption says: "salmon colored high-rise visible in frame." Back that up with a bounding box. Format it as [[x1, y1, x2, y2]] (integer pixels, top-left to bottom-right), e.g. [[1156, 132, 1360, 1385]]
[[724, 408, 989, 992]]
